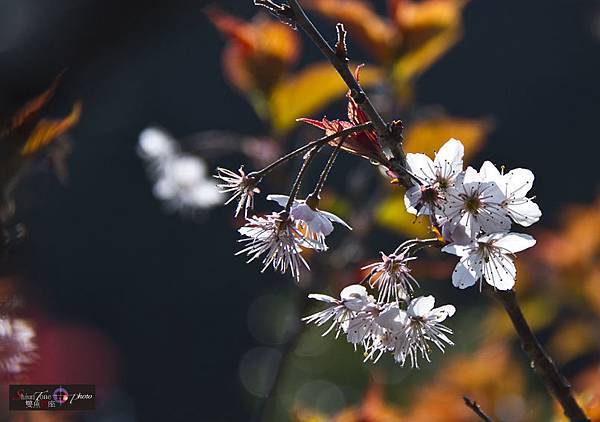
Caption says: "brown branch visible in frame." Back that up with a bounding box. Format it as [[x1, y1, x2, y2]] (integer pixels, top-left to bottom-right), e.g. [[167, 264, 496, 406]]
[[463, 396, 493, 422], [492, 289, 589, 422], [256, 0, 412, 187], [308, 132, 345, 203], [285, 143, 321, 213]]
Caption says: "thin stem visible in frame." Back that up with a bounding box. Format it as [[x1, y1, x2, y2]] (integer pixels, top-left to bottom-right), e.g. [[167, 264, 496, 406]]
[[393, 237, 441, 255], [491, 289, 589, 422], [309, 134, 345, 201], [251, 122, 373, 179], [284, 0, 411, 186], [463, 396, 493, 422], [285, 145, 321, 213]]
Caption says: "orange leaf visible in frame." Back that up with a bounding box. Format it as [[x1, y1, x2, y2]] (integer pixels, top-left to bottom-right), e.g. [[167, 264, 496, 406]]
[[21, 102, 81, 156], [403, 115, 492, 163], [388, 0, 468, 99], [375, 194, 432, 237], [208, 8, 300, 97], [2, 73, 63, 136]]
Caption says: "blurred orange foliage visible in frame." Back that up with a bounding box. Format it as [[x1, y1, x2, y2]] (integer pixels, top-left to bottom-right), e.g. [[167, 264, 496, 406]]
[[207, 8, 300, 97]]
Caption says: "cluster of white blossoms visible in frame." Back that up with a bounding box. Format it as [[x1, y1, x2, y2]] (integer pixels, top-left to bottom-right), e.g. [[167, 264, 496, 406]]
[[304, 258, 455, 368], [216, 135, 540, 367], [403, 138, 540, 290], [0, 318, 36, 377], [138, 127, 223, 212]]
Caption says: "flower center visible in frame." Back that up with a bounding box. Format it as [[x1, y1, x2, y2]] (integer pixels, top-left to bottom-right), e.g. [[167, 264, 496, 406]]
[[437, 178, 449, 189], [421, 186, 440, 204], [464, 196, 481, 213]]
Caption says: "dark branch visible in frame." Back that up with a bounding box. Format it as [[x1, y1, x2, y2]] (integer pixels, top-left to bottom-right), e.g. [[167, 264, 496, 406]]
[[254, 0, 296, 27], [491, 289, 589, 422], [463, 396, 493, 422], [281, 0, 412, 187]]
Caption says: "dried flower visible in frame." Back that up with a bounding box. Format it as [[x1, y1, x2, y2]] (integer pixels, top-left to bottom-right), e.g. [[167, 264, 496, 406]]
[[362, 250, 419, 303], [237, 212, 316, 281], [215, 166, 261, 217]]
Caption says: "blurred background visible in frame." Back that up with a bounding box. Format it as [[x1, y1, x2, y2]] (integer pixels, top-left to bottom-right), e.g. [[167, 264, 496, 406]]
[[0, 0, 599, 421]]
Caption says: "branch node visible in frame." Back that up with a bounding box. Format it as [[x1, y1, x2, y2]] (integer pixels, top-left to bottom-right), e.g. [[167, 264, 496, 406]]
[[254, 0, 296, 28], [335, 23, 348, 62], [463, 396, 493, 422]]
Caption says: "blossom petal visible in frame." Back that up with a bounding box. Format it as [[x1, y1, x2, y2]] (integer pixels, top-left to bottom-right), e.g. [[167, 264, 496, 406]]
[[452, 257, 479, 289], [429, 304, 456, 322], [461, 166, 481, 185], [404, 185, 422, 215], [406, 153, 436, 183], [460, 211, 481, 239], [505, 168, 534, 197], [267, 194, 291, 207], [479, 160, 502, 186], [340, 284, 369, 311], [319, 210, 352, 230], [493, 233, 536, 253], [307, 293, 338, 304], [376, 305, 407, 331], [346, 317, 371, 344], [483, 254, 516, 290], [309, 213, 335, 236], [441, 243, 472, 257], [408, 295, 435, 318], [434, 138, 464, 179], [507, 199, 542, 226]]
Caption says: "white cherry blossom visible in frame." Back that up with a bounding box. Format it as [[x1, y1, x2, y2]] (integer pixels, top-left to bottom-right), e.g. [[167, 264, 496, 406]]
[[362, 250, 418, 303], [138, 128, 223, 211], [303, 285, 375, 338], [267, 194, 351, 250], [237, 212, 316, 282], [442, 232, 536, 290], [442, 166, 511, 239], [404, 138, 464, 219], [376, 296, 455, 368], [138, 127, 176, 161], [153, 155, 223, 210], [479, 161, 542, 227], [0, 318, 36, 377]]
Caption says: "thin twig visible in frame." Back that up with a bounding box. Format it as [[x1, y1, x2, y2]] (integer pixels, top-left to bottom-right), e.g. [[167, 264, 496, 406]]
[[491, 289, 589, 422], [308, 133, 345, 201], [285, 145, 321, 213], [251, 122, 373, 179], [463, 396, 493, 422]]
